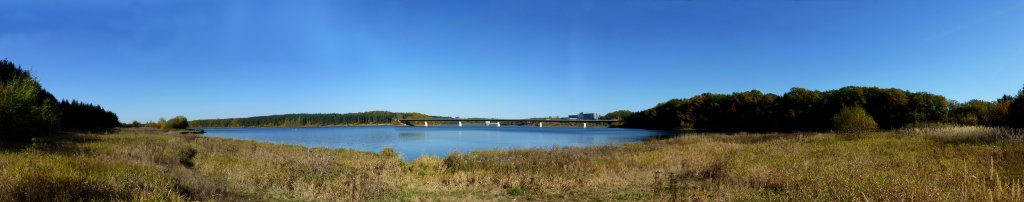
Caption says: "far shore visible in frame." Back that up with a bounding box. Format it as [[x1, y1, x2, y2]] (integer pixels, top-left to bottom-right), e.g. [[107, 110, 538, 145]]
[[193, 123, 615, 129]]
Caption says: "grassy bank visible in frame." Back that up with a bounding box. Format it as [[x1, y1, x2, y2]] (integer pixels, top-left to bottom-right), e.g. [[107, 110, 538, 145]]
[[1, 127, 1022, 201], [0, 128, 402, 201]]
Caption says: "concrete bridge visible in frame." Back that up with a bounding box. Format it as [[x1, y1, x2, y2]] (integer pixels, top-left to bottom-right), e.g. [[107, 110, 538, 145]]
[[398, 119, 621, 128]]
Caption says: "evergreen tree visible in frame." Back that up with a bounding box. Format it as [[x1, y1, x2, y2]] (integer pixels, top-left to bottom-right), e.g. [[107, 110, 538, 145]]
[[58, 99, 120, 131], [0, 60, 59, 146], [1007, 86, 1024, 128]]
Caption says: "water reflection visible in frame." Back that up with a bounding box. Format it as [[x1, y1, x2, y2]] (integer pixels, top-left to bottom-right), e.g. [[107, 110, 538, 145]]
[[398, 132, 426, 140]]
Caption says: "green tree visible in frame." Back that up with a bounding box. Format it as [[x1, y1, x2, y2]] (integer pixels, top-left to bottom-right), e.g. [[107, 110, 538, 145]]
[[601, 110, 634, 120], [58, 99, 120, 131], [0, 60, 59, 146], [155, 117, 167, 129], [779, 88, 827, 131], [951, 100, 995, 125], [623, 86, 955, 131], [162, 116, 189, 129], [832, 106, 878, 134], [188, 111, 446, 128], [1007, 86, 1024, 128]]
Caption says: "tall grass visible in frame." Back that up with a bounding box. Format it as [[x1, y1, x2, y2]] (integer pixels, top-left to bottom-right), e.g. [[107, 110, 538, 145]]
[[2, 126, 1022, 201], [0, 128, 402, 201], [404, 128, 1024, 201], [899, 124, 1024, 144]]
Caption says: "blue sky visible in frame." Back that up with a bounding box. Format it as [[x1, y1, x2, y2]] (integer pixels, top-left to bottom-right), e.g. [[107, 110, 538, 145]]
[[2, 0, 1023, 122]]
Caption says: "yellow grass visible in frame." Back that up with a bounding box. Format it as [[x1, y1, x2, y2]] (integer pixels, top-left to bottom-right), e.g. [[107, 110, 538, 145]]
[[1, 127, 1022, 201]]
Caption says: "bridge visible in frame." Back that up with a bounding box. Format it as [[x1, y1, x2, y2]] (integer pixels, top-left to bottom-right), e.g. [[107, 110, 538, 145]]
[[398, 119, 621, 128]]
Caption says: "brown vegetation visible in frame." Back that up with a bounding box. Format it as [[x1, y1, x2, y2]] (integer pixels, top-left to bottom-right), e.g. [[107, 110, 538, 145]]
[[2, 127, 1022, 201]]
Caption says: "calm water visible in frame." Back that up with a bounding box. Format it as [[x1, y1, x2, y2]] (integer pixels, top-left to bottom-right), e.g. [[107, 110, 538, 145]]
[[202, 126, 671, 161]]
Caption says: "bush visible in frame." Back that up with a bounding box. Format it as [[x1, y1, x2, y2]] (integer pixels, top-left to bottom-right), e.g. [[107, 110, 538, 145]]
[[443, 151, 471, 171], [832, 106, 878, 134], [380, 147, 398, 158], [162, 116, 189, 129], [0, 60, 59, 146]]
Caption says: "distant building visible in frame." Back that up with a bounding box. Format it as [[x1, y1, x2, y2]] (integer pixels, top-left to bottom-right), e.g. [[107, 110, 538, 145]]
[[566, 112, 597, 120]]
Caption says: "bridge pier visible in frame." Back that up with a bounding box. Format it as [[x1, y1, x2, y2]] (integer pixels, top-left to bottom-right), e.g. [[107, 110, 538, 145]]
[[484, 121, 499, 127]]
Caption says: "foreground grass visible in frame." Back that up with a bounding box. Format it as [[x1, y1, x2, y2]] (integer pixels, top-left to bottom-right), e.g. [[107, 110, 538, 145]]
[[0, 128, 401, 201], [1, 127, 1022, 201]]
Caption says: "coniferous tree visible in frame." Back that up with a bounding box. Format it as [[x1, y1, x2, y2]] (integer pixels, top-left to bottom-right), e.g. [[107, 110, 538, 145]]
[[1007, 86, 1024, 128], [0, 60, 59, 145], [58, 99, 120, 131]]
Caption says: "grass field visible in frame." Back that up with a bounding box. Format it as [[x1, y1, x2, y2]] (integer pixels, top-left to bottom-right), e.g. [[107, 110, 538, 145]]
[[1, 127, 1022, 201]]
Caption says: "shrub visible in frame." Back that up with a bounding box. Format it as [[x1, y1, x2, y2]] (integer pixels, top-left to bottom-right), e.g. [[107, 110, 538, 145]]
[[162, 116, 189, 129], [151, 118, 166, 129], [832, 106, 878, 134], [443, 151, 471, 171], [380, 147, 398, 158], [0, 60, 59, 146]]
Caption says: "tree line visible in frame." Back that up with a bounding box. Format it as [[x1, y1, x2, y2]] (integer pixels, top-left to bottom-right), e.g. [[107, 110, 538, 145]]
[[127, 116, 190, 130], [58, 100, 121, 131], [189, 111, 441, 128], [1, 59, 121, 146], [617, 86, 1024, 131]]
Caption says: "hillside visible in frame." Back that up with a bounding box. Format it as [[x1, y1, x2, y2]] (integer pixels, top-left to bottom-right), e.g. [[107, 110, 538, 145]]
[[188, 111, 447, 128]]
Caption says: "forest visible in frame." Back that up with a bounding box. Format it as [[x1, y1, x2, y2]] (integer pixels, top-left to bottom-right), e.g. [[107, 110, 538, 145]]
[[58, 100, 121, 131], [618, 86, 1024, 131], [188, 111, 444, 128], [0, 60, 121, 146]]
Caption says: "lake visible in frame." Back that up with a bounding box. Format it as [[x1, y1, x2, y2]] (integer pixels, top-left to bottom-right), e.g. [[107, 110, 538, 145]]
[[202, 126, 671, 161]]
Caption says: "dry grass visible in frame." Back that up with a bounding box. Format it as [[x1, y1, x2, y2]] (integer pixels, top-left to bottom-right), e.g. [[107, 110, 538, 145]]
[[0, 128, 402, 201], [401, 129, 1024, 201], [2, 127, 1023, 201], [900, 124, 1024, 144]]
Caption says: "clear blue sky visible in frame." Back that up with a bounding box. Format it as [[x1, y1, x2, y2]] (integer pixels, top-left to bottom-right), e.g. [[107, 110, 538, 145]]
[[2, 0, 1023, 123]]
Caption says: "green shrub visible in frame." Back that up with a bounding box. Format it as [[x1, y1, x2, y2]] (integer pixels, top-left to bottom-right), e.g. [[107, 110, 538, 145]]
[[162, 116, 189, 129], [506, 186, 526, 196], [832, 106, 878, 134], [0, 60, 59, 146]]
